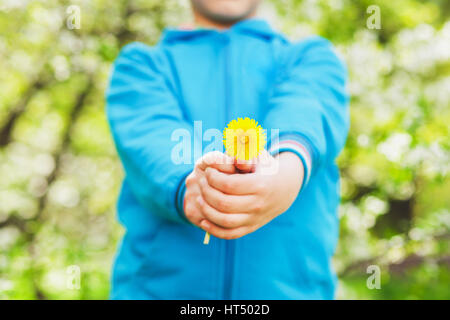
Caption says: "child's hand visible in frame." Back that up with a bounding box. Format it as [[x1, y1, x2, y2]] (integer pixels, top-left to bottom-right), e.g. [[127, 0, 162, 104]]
[[197, 150, 304, 239], [183, 151, 235, 228]]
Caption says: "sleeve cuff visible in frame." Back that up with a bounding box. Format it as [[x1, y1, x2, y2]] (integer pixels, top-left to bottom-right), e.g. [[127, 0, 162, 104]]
[[175, 173, 190, 224], [268, 134, 314, 190]]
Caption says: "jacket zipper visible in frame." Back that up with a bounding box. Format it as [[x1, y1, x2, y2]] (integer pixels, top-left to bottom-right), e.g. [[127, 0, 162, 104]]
[[223, 33, 234, 300]]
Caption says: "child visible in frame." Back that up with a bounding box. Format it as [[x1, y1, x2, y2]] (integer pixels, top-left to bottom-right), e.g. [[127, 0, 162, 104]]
[[106, 0, 349, 299]]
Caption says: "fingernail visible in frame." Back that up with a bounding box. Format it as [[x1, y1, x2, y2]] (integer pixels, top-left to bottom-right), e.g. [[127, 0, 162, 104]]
[[200, 220, 209, 229]]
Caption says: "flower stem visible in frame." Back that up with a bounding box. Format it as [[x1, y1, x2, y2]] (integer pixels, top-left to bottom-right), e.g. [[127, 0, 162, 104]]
[[203, 232, 210, 245]]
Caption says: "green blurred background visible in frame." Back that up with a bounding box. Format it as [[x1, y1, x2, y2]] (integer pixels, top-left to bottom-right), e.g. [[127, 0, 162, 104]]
[[0, 0, 449, 300]]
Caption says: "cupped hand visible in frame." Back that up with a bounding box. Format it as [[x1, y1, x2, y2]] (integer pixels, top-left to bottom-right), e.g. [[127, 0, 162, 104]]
[[197, 150, 304, 239], [183, 151, 235, 227]]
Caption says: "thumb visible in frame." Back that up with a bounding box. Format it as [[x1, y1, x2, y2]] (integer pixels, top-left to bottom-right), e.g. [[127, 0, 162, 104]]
[[197, 151, 236, 174], [234, 158, 256, 173]]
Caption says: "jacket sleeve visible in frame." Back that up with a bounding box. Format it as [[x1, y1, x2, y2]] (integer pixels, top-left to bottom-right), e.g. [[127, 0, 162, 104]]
[[106, 42, 194, 224], [264, 37, 349, 191]]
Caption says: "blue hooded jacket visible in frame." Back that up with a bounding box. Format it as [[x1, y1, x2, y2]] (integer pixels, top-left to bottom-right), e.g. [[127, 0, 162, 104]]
[[106, 19, 349, 299]]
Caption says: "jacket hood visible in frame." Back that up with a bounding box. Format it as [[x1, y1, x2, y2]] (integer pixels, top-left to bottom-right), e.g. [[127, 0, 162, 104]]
[[161, 18, 279, 43]]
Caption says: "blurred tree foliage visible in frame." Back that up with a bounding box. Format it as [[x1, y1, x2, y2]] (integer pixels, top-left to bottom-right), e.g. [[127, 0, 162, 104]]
[[0, 0, 448, 299]]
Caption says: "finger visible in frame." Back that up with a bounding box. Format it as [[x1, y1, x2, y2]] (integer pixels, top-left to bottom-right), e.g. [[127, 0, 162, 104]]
[[234, 158, 256, 173], [197, 151, 236, 173], [200, 219, 251, 240], [184, 201, 205, 227], [254, 149, 276, 172], [197, 196, 250, 228], [235, 162, 255, 173], [199, 177, 258, 213], [205, 167, 261, 195]]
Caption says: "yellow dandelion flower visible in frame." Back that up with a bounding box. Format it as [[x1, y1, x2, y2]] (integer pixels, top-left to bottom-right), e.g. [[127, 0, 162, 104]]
[[223, 117, 266, 161]]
